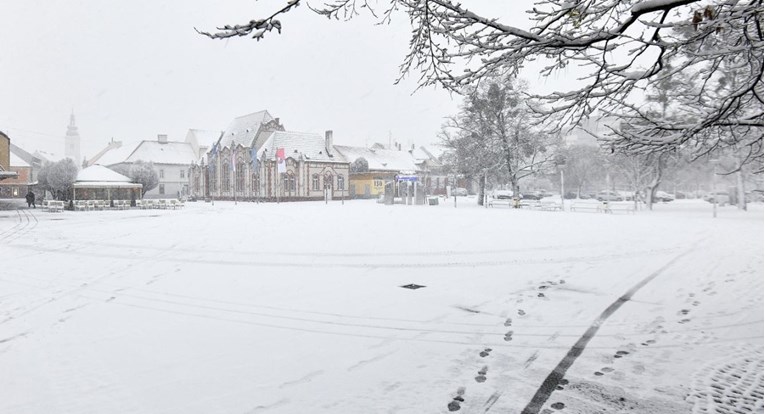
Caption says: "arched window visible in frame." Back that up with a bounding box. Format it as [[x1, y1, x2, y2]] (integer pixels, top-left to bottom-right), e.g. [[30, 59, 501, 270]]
[[312, 174, 320, 191], [324, 173, 333, 190], [236, 162, 245, 192], [284, 172, 296, 195], [337, 175, 345, 191], [251, 173, 260, 196], [222, 163, 230, 192]]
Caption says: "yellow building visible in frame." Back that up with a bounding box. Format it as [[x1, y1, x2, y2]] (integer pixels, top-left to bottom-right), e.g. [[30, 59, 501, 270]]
[[334, 145, 423, 199], [0, 131, 19, 181]]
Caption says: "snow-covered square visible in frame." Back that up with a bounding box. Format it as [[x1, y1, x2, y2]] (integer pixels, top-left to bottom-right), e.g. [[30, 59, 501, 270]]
[[0, 200, 762, 413]]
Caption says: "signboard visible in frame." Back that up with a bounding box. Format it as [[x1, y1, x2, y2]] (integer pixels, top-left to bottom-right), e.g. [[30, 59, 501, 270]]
[[396, 175, 418, 182]]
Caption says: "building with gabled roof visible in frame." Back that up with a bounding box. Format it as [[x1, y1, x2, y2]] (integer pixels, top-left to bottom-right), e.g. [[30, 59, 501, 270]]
[[189, 110, 351, 202], [333, 144, 448, 197], [104, 133, 208, 199]]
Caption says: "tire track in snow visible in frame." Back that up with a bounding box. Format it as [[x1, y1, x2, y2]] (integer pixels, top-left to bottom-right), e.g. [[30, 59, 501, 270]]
[[7, 242, 680, 269], [520, 245, 698, 414]]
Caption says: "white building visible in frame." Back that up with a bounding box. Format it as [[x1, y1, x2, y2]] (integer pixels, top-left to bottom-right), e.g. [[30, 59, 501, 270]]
[[102, 132, 215, 198]]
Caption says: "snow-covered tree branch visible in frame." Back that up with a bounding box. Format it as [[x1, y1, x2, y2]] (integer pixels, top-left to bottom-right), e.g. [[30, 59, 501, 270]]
[[202, 0, 763, 170]]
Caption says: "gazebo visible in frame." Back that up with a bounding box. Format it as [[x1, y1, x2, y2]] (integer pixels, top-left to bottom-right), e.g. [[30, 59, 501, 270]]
[[72, 165, 142, 202]]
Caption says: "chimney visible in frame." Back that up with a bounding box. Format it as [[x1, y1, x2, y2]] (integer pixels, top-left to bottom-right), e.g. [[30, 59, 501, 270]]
[[158, 134, 168, 144], [325, 130, 333, 152]]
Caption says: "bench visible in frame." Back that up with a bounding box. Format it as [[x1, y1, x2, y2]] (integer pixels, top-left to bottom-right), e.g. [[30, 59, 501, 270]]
[[488, 199, 513, 208], [43, 200, 65, 212], [570, 203, 604, 213], [540, 201, 563, 211], [603, 203, 636, 214]]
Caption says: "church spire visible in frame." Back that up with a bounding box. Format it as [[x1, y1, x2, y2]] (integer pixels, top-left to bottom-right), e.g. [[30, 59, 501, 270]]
[[65, 110, 81, 167]]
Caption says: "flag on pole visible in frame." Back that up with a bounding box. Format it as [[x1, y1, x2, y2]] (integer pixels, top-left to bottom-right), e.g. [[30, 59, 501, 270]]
[[276, 147, 286, 173]]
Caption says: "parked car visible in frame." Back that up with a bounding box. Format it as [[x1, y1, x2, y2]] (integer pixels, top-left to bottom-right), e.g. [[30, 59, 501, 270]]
[[615, 191, 634, 201], [563, 191, 578, 199], [746, 191, 764, 203], [654, 191, 675, 202], [705, 191, 730, 206], [521, 192, 543, 200], [491, 190, 514, 199], [596, 190, 623, 202]]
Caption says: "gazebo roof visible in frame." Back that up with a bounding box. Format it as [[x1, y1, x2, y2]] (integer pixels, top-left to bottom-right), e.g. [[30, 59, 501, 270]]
[[76, 165, 131, 183]]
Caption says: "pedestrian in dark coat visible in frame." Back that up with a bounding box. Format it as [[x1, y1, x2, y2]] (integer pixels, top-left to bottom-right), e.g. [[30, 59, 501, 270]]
[[25, 191, 36, 208]]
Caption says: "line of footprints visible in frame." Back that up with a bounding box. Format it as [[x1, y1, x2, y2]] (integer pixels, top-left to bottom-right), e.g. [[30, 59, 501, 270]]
[[447, 280, 567, 412]]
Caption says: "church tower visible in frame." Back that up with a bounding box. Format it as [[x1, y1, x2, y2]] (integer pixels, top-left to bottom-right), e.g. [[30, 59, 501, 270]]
[[65, 111, 81, 165]]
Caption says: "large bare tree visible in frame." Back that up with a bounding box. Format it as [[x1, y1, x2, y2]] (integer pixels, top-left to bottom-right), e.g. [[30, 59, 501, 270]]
[[440, 76, 558, 205], [200, 0, 763, 170]]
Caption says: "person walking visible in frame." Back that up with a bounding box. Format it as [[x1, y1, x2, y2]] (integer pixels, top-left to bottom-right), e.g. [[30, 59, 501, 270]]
[[25, 190, 36, 208]]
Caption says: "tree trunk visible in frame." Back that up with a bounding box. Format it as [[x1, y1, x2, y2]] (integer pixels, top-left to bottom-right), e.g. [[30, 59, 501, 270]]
[[736, 170, 747, 211], [478, 172, 486, 206], [511, 178, 520, 208]]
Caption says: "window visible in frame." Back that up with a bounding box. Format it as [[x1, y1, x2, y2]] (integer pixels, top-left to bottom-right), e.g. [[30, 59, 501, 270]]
[[282, 172, 296, 194], [180, 169, 185, 179], [159, 169, 165, 179], [251, 174, 260, 196], [324, 173, 333, 190], [222, 164, 230, 192], [312, 174, 320, 191], [337, 175, 345, 191], [159, 184, 165, 195], [236, 163, 245, 192]]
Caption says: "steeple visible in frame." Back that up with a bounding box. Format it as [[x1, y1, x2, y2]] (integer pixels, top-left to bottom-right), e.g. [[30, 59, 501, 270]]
[[65, 110, 81, 166]]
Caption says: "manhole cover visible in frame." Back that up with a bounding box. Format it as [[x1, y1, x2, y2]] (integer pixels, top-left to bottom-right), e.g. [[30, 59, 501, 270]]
[[400, 284, 426, 290]]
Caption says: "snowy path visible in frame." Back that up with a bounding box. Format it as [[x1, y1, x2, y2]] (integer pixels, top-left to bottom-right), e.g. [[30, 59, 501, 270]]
[[0, 200, 761, 413]]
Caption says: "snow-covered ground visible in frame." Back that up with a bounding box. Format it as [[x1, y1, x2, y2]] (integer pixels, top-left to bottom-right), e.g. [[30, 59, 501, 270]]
[[0, 199, 762, 414]]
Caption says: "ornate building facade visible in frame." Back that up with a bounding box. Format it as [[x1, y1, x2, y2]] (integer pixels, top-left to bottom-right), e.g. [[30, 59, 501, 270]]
[[189, 111, 350, 201]]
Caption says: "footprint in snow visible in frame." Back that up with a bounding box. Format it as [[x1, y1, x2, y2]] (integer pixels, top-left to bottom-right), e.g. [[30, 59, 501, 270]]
[[504, 318, 512, 327], [475, 366, 488, 383], [479, 348, 492, 358]]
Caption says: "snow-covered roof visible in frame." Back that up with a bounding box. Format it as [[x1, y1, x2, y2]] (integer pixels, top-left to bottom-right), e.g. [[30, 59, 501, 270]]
[[127, 141, 197, 165], [258, 131, 345, 164], [220, 110, 274, 149], [185, 129, 219, 160], [10, 152, 30, 168], [33, 150, 63, 163], [97, 143, 137, 166], [76, 165, 132, 183], [186, 129, 221, 147], [333, 145, 422, 172], [73, 181, 142, 189]]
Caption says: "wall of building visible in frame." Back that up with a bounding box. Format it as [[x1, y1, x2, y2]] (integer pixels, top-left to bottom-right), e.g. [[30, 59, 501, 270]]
[[191, 155, 350, 202], [0, 134, 10, 171], [0, 166, 32, 198], [348, 172, 395, 198], [146, 163, 190, 199]]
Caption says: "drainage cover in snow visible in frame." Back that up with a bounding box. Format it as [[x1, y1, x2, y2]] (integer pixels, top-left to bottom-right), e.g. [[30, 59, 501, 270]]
[[400, 284, 426, 290]]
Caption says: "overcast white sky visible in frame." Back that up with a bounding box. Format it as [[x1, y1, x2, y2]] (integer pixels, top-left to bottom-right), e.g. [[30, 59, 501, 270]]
[[0, 0, 573, 160]]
